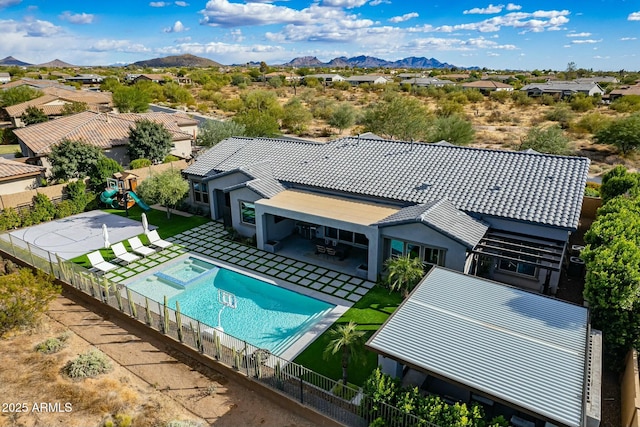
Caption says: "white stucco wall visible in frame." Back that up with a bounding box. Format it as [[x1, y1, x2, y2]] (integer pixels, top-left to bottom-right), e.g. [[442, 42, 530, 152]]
[[229, 187, 262, 238], [0, 176, 40, 194]]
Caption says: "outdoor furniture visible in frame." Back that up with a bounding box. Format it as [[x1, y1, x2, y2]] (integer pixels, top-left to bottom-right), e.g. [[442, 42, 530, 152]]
[[147, 229, 172, 249], [128, 236, 155, 257], [111, 242, 140, 264], [315, 244, 327, 256], [87, 251, 118, 274], [326, 247, 337, 257]]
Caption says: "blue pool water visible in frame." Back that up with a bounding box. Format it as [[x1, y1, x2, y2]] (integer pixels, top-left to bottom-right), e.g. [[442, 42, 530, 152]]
[[127, 257, 335, 355]]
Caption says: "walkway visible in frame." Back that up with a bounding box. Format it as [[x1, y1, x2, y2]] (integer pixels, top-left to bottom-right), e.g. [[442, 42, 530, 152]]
[[104, 222, 376, 304]]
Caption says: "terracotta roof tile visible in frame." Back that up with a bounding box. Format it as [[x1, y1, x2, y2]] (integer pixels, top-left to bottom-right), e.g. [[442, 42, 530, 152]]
[[0, 158, 44, 180]]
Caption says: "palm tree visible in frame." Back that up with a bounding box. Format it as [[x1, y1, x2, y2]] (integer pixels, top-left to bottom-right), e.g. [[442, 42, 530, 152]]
[[385, 254, 425, 297], [323, 321, 365, 385]]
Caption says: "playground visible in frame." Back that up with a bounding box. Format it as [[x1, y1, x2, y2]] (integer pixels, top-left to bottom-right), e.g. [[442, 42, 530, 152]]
[[5, 210, 149, 260], [100, 175, 151, 211]]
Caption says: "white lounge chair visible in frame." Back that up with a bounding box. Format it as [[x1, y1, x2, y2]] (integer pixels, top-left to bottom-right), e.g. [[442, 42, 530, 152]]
[[111, 242, 140, 264], [87, 251, 118, 274], [147, 229, 172, 250], [128, 236, 155, 257]]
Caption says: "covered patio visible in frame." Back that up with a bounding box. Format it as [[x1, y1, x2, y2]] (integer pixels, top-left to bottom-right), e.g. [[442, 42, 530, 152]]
[[255, 189, 400, 281]]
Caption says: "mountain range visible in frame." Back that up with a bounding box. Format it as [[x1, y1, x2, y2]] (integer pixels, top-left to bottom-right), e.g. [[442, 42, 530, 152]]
[[282, 55, 457, 69]]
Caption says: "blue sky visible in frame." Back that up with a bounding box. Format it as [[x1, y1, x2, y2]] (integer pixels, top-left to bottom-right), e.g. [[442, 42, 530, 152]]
[[0, 0, 639, 70]]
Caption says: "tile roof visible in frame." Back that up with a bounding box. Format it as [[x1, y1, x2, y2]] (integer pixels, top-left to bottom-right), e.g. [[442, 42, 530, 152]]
[[0, 158, 44, 180], [14, 111, 194, 156], [184, 136, 590, 229], [375, 199, 489, 248], [462, 80, 513, 89], [366, 267, 591, 427], [1, 78, 69, 91], [521, 81, 603, 92]]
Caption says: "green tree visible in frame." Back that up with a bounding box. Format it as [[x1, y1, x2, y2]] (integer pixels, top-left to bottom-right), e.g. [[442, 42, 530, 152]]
[[135, 169, 189, 218], [599, 165, 640, 203], [328, 103, 356, 134], [129, 158, 152, 169], [20, 106, 49, 125], [100, 76, 122, 93], [323, 321, 365, 385], [427, 114, 475, 146], [65, 180, 90, 213], [519, 125, 571, 155], [594, 113, 640, 154], [163, 82, 194, 105], [127, 119, 173, 163], [113, 85, 150, 113], [49, 139, 104, 182], [281, 98, 312, 134], [361, 93, 430, 140], [61, 101, 88, 115], [384, 254, 425, 297], [89, 157, 123, 189], [0, 268, 60, 337], [197, 119, 246, 147], [232, 90, 283, 137], [0, 86, 42, 107]]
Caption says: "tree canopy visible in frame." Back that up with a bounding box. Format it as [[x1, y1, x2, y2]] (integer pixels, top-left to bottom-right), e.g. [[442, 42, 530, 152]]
[[361, 93, 430, 141], [196, 119, 246, 147], [127, 119, 173, 164], [49, 139, 104, 182], [594, 113, 640, 154], [113, 85, 151, 113], [519, 124, 571, 155], [0, 86, 42, 107], [135, 169, 189, 218], [427, 114, 475, 146], [20, 106, 49, 125]]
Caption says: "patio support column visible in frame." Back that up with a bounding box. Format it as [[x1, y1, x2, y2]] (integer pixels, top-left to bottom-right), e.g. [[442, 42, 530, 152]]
[[366, 230, 379, 282], [255, 211, 267, 251]]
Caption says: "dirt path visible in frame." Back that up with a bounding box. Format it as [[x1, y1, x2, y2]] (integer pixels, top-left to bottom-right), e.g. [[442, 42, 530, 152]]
[[1, 295, 322, 427]]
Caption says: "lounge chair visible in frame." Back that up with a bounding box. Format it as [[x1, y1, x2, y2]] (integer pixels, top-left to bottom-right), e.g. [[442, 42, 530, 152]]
[[87, 251, 118, 274], [147, 229, 172, 250], [128, 236, 155, 257], [111, 242, 140, 264]]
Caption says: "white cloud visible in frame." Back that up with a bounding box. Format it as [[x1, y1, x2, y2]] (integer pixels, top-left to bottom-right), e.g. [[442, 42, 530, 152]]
[[628, 11, 640, 21], [20, 17, 64, 37], [0, 0, 21, 8], [403, 35, 516, 52], [621, 37, 637, 41], [149, 2, 168, 7], [571, 39, 601, 44], [230, 28, 244, 42], [321, 0, 369, 8], [566, 32, 591, 37], [59, 11, 95, 24], [175, 36, 191, 42], [369, 0, 390, 5], [164, 20, 188, 33], [419, 9, 570, 33], [463, 4, 504, 15], [89, 39, 151, 53], [506, 3, 521, 11], [389, 12, 418, 23], [175, 1, 189, 6]]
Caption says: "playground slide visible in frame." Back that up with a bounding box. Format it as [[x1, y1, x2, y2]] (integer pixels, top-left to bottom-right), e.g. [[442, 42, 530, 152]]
[[128, 191, 151, 211], [100, 188, 119, 209]]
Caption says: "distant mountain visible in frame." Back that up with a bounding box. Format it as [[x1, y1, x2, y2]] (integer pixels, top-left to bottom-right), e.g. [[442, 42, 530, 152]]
[[131, 54, 222, 68], [37, 59, 75, 68], [282, 55, 457, 69], [0, 56, 32, 66]]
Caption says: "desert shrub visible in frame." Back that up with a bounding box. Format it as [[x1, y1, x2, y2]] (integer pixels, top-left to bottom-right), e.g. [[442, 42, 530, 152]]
[[163, 155, 180, 163], [435, 100, 464, 117], [464, 89, 484, 103], [129, 158, 152, 169], [55, 200, 76, 219], [0, 269, 60, 336], [63, 349, 113, 379], [489, 90, 511, 103], [0, 207, 21, 231], [570, 94, 596, 112], [30, 193, 56, 223], [585, 182, 601, 197], [573, 113, 612, 134], [520, 124, 571, 155], [610, 95, 640, 113], [66, 180, 90, 213], [540, 94, 556, 106], [35, 332, 71, 354], [544, 106, 574, 127], [511, 90, 533, 106]]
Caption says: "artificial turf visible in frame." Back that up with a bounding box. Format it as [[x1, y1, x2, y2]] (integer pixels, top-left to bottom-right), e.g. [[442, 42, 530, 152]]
[[293, 285, 402, 386]]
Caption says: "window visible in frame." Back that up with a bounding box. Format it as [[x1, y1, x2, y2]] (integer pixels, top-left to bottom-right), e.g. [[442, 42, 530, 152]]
[[407, 243, 420, 259], [423, 247, 445, 266], [192, 181, 209, 204], [499, 257, 537, 277], [354, 233, 368, 246], [240, 201, 256, 225], [325, 227, 338, 239], [339, 229, 354, 243]]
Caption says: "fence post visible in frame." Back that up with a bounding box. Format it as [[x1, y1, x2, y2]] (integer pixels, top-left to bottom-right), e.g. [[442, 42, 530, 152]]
[[47, 251, 55, 277], [7, 234, 16, 257], [26, 242, 36, 267], [300, 376, 304, 404], [244, 342, 249, 377]]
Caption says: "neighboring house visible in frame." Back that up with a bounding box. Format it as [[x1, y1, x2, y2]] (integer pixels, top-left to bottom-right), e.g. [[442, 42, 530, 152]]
[[520, 81, 605, 98], [64, 74, 105, 85], [1, 77, 71, 91], [132, 74, 173, 84], [400, 77, 455, 87], [4, 88, 113, 127], [574, 76, 619, 85], [481, 73, 520, 82], [13, 111, 198, 174], [344, 75, 389, 86], [0, 72, 10, 84], [609, 82, 640, 100], [366, 267, 601, 427], [0, 158, 45, 195], [461, 80, 514, 94], [182, 136, 589, 293], [303, 74, 345, 84], [397, 72, 425, 79]]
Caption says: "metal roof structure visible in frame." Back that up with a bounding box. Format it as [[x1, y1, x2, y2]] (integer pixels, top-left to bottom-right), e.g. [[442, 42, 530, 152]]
[[184, 136, 590, 230], [366, 267, 592, 427]]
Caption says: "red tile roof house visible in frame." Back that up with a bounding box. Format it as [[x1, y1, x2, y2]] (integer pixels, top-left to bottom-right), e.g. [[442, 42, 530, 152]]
[[0, 158, 45, 195], [13, 111, 198, 175]]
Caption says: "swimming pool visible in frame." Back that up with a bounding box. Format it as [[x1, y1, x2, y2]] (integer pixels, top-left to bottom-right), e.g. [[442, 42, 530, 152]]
[[126, 256, 335, 355]]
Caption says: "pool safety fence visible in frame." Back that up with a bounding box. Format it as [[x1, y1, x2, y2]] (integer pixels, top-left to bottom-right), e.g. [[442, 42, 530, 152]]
[[0, 232, 436, 427]]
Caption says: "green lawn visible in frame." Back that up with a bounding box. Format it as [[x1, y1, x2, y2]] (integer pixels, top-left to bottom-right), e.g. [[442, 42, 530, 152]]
[[293, 285, 402, 386], [0, 144, 19, 155], [71, 206, 210, 268]]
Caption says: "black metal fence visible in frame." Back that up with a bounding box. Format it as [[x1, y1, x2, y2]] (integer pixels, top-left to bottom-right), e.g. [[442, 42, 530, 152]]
[[0, 232, 437, 427]]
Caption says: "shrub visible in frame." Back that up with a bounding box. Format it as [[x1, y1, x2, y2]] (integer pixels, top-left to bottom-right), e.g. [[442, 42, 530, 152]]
[[585, 182, 601, 197], [573, 113, 612, 134], [35, 332, 71, 354], [544, 106, 574, 126], [610, 95, 640, 113], [519, 125, 571, 155], [511, 90, 533, 106], [55, 200, 76, 219], [66, 180, 90, 213], [163, 155, 180, 163], [63, 349, 112, 379], [129, 158, 152, 169], [570, 94, 596, 112], [30, 193, 56, 223], [0, 207, 21, 231]]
